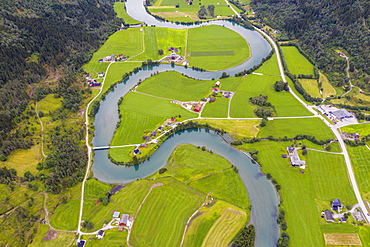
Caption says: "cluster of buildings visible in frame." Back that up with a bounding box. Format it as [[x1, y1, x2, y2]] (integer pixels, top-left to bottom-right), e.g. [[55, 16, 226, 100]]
[[316, 105, 354, 124], [133, 118, 177, 155], [159, 47, 187, 65], [210, 81, 234, 99], [85, 74, 102, 87], [322, 199, 346, 223], [342, 132, 361, 140], [98, 54, 127, 62], [285, 146, 306, 168]]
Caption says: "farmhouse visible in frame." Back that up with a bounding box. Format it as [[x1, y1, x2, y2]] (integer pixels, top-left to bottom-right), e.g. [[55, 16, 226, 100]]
[[112, 211, 120, 218], [77, 240, 86, 247], [119, 214, 129, 226], [133, 148, 140, 155], [96, 230, 105, 239], [332, 199, 342, 211], [286, 146, 306, 167], [140, 143, 148, 148], [209, 97, 216, 102], [324, 210, 335, 222], [215, 81, 220, 87], [194, 103, 202, 112]]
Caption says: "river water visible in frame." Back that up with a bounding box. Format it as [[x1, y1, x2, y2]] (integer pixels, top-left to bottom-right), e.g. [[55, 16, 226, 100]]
[[91, 1, 279, 245]]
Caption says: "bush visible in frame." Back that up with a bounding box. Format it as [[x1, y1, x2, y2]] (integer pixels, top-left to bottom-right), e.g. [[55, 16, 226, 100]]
[[159, 168, 167, 174]]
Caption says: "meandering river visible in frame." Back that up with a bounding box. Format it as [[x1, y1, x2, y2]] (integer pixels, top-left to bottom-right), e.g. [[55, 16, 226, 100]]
[[92, 1, 279, 245]]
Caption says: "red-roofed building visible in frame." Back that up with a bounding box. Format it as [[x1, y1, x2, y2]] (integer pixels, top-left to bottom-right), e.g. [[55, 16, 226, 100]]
[[194, 103, 202, 112]]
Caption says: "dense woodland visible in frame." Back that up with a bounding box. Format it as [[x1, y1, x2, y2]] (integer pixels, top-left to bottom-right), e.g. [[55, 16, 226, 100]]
[[251, 0, 370, 90], [0, 0, 120, 158]]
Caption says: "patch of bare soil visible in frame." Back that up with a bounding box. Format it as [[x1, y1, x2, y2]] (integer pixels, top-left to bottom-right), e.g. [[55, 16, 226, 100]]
[[42, 228, 58, 241]]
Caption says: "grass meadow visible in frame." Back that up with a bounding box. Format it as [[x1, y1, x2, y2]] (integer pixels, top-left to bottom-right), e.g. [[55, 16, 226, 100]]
[[29, 224, 76, 247], [281, 46, 315, 75], [319, 71, 337, 97], [341, 123, 370, 137], [240, 141, 357, 246], [196, 119, 261, 139], [187, 25, 250, 70], [114, 2, 141, 24], [183, 200, 248, 247], [50, 199, 80, 230], [37, 94, 62, 113], [258, 118, 335, 140], [136, 71, 215, 101], [0, 145, 42, 175], [85, 230, 128, 247], [201, 97, 229, 118], [130, 177, 204, 247], [299, 79, 321, 97], [82, 179, 154, 232], [0, 184, 39, 214], [110, 92, 197, 146], [347, 146, 370, 202]]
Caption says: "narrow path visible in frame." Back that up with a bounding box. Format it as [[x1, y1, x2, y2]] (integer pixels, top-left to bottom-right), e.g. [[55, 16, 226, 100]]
[[77, 61, 115, 237], [257, 27, 370, 222], [366, 145, 370, 151], [340, 55, 352, 97], [227, 96, 232, 118], [305, 148, 342, 155], [179, 192, 211, 247], [35, 101, 47, 158], [134, 91, 174, 101]]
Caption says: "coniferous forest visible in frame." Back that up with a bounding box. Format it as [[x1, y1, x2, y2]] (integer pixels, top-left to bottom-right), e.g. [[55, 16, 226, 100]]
[[251, 0, 370, 90], [0, 0, 119, 158]]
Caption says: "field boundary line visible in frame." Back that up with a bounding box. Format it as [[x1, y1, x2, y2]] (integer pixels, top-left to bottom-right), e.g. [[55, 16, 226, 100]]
[[305, 148, 343, 155], [127, 183, 163, 247], [35, 100, 48, 158], [133, 91, 174, 101], [184, 29, 189, 58], [127, 28, 145, 61], [179, 192, 211, 247]]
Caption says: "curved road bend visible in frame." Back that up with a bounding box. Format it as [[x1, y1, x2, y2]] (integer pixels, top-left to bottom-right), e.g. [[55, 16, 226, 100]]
[[257, 28, 370, 222]]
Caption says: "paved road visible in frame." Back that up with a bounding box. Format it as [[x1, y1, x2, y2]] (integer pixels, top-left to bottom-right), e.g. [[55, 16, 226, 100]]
[[258, 28, 370, 223]]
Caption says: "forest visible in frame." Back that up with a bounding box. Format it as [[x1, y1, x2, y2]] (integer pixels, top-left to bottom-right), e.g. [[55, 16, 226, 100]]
[[251, 0, 370, 90], [0, 0, 120, 159]]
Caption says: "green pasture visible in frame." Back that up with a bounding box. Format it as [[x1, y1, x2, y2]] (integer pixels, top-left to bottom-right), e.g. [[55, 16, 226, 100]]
[[114, 2, 141, 24], [37, 94, 62, 113], [253, 52, 281, 76], [84, 178, 111, 200], [347, 146, 370, 201], [229, 91, 255, 118], [190, 169, 249, 208], [281, 46, 315, 75], [83, 28, 143, 74], [82, 179, 154, 232], [341, 123, 370, 137], [150, 144, 231, 183], [201, 97, 229, 118], [86, 230, 128, 247], [319, 71, 336, 97], [218, 77, 244, 91], [29, 224, 75, 247], [233, 75, 312, 117], [135, 27, 186, 61], [196, 119, 261, 138], [137, 71, 215, 101], [50, 199, 80, 231], [0, 144, 42, 175], [183, 200, 247, 247], [258, 118, 335, 140], [110, 92, 197, 146], [0, 184, 38, 214], [130, 177, 204, 247], [299, 79, 321, 98], [240, 141, 356, 246], [187, 25, 250, 70], [201, 206, 247, 246], [166, 16, 196, 22], [108, 146, 133, 163], [213, 5, 235, 16]]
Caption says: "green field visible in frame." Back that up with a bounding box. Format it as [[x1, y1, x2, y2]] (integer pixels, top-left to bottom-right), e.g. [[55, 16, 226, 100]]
[[110, 92, 197, 146], [281, 46, 315, 75], [258, 118, 335, 140], [0, 145, 42, 175], [341, 123, 370, 137], [84, 178, 111, 200], [37, 94, 62, 113], [84, 230, 128, 247], [182, 200, 247, 247], [299, 79, 321, 97], [196, 119, 261, 139], [114, 2, 141, 24], [348, 146, 370, 201], [136, 71, 215, 101], [187, 25, 250, 70], [29, 225, 76, 247], [130, 177, 204, 247], [201, 97, 229, 118], [240, 141, 357, 246], [50, 199, 80, 231], [319, 71, 337, 97], [190, 169, 249, 208]]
